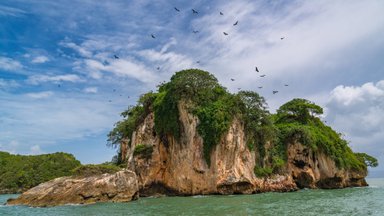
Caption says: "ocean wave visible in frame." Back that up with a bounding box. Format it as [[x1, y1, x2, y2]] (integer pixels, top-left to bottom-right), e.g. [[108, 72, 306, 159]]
[[192, 195, 208, 198]]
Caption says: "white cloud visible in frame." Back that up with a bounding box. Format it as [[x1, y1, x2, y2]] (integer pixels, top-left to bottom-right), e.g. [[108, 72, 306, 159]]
[[84, 87, 98, 93], [0, 56, 23, 71], [0, 79, 19, 89], [0, 5, 25, 17], [26, 91, 54, 99], [29, 145, 44, 155], [0, 140, 20, 154], [82, 58, 157, 83], [59, 41, 93, 58], [325, 80, 384, 165], [0, 91, 123, 154], [28, 74, 84, 84], [31, 55, 49, 64]]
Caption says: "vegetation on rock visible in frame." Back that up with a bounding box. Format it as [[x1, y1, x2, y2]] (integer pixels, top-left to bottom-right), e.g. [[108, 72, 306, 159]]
[[0, 151, 80, 193], [71, 164, 122, 177], [133, 144, 153, 159], [274, 98, 368, 171], [108, 69, 377, 173]]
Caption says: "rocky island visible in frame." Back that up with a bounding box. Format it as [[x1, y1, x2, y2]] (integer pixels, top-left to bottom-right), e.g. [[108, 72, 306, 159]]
[[7, 69, 377, 207]]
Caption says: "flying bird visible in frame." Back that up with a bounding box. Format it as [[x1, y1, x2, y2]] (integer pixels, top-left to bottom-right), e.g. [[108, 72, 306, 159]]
[[192, 9, 198, 14], [233, 21, 238, 26], [237, 88, 241, 90], [157, 67, 160, 70], [108, 100, 112, 102], [192, 30, 199, 34], [273, 91, 278, 94], [231, 78, 235, 81], [151, 34, 156, 39], [258, 86, 263, 89], [113, 89, 116, 92], [281, 37, 285, 40], [57, 84, 61, 88], [114, 55, 119, 59], [196, 60, 200, 64], [260, 75, 266, 77], [220, 12, 224, 15], [255, 67, 259, 72], [223, 32, 228, 35], [284, 84, 289, 86], [174, 7, 180, 12]]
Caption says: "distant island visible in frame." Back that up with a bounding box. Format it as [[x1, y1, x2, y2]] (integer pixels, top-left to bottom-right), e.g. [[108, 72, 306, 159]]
[[7, 69, 378, 207], [0, 151, 80, 194]]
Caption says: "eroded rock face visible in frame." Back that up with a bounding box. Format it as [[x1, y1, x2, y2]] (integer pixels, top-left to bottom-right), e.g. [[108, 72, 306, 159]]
[[123, 102, 367, 196], [7, 170, 139, 207], [127, 103, 251, 195], [127, 103, 297, 196], [287, 142, 367, 189]]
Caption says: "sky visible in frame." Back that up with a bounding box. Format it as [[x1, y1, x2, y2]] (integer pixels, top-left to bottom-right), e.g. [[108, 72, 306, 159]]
[[0, 0, 383, 175]]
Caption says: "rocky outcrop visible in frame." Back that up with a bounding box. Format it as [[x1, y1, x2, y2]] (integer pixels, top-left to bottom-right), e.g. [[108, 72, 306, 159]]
[[123, 102, 367, 196], [128, 104, 260, 195], [7, 170, 139, 207], [287, 142, 367, 189]]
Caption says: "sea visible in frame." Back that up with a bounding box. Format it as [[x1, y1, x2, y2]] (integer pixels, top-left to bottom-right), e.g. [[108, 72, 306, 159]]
[[1, 178, 383, 216]]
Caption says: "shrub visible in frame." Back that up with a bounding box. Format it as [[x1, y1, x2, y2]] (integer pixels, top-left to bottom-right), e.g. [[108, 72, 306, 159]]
[[254, 167, 273, 177], [133, 144, 153, 158], [71, 164, 121, 177]]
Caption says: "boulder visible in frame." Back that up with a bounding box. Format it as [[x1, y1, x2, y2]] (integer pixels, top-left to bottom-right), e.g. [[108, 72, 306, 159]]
[[7, 170, 139, 207]]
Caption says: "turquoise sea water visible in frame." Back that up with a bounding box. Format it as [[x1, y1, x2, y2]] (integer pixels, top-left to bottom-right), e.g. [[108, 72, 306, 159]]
[[1, 178, 383, 216]]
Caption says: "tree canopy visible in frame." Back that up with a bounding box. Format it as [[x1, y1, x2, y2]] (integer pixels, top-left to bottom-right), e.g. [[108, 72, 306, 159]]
[[0, 151, 81, 193], [277, 98, 323, 124]]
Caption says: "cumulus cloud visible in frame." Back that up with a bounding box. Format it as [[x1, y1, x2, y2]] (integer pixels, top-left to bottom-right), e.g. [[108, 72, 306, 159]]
[[325, 80, 384, 164], [0, 56, 23, 71], [28, 74, 84, 84], [31, 55, 49, 64]]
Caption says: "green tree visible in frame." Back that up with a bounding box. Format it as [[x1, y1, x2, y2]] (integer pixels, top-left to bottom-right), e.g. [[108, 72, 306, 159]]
[[277, 98, 323, 124], [355, 153, 378, 167]]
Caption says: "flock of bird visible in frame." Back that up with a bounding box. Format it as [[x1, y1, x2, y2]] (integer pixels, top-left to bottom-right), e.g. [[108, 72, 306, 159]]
[[104, 6, 289, 102]]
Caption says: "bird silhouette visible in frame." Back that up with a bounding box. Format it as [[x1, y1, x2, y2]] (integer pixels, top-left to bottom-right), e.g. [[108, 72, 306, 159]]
[[114, 55, 119, 59], [57, 84, 61, 87], [260, 75, 266, 77], [273, 91, 278, 94], [192, 9, 198, 14], [284, 84, 289, 86], [174, 7, 180, 12], [231, 78, 235, 81], [258, 86, 263, 89], [108, 100, 112, 102], [157, 67, 160, 70], [151, 34, 156, 39], [237, 88, 241, 90], [192, 30, 199, 34], [281, 37, 285, 40], [196, 61, 200, 64], [255, 67, 259, 72], [113, 89, 116, 92], [223, 32, 228, 35], [220, 12, 223, 15], [233, 21, 238, 26]]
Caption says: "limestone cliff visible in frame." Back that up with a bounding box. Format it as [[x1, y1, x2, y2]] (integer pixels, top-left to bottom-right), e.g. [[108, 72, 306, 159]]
[[123, 102, 367, 196]]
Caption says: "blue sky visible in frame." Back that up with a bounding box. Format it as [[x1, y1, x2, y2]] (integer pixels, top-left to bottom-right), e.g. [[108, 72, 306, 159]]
[[1, 0, 384, 175]]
